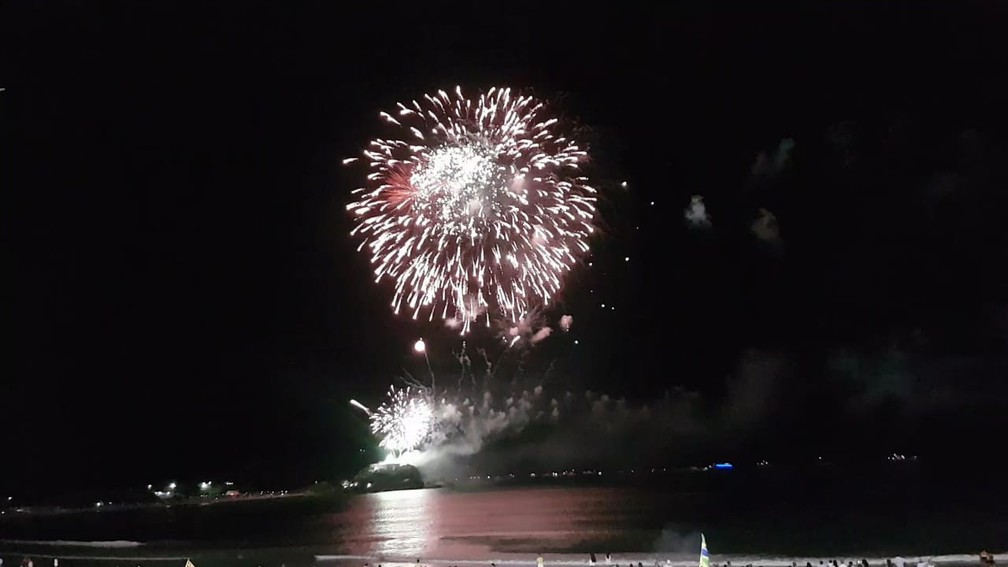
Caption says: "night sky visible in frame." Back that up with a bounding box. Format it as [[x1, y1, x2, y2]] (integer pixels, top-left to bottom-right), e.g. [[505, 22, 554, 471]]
[[6, 1, 1008, 496]]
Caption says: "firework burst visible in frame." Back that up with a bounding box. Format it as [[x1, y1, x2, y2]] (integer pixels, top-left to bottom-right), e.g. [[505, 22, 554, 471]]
[[370, 386, 434, 456], [347, 87, 597, 333]]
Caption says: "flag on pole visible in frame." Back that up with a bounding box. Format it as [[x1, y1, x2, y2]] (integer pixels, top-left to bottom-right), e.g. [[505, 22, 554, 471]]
[[699, 534, 710, 567]]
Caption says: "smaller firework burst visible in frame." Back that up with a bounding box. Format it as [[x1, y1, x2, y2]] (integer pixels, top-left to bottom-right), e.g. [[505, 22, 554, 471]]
[[370, 386, 434, 456]]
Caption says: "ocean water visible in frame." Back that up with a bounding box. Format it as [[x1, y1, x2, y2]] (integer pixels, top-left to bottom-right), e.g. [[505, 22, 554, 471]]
[[1, 467, 1004, 566]]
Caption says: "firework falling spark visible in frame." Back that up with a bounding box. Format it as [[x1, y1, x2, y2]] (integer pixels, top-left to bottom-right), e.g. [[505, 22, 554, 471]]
[[349, 399, 372, 415], [347, 87, 597, 333], [370, 386, 434, 456]]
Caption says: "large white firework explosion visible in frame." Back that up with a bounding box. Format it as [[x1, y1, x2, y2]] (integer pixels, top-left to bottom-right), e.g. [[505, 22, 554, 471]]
[[370, 386, 435, 456], [347, 87, 597, 334]]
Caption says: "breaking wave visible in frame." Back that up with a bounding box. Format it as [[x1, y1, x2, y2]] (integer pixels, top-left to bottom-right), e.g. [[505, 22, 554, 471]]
[[0, 540, 143, 548]]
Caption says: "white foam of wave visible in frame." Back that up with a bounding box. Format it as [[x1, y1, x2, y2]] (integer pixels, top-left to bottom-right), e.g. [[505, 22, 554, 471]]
[[315, 553, 1002, 567], [0, 540, 143, 548]]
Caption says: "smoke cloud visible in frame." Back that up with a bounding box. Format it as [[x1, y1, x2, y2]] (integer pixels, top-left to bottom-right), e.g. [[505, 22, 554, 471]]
[[654, 529, 703, 554], [559, 314, 573, 332], [395, 377, 717, 480], [530, 327, 553, 344], [751, 137, 795, 178], [381, 330, 1008, 481], [723, 349, 791, 428], [751, 207, 781, 244], [827, 345, 1008, 417], [684, 195, 712, 228], [504, 311, 558, 347]]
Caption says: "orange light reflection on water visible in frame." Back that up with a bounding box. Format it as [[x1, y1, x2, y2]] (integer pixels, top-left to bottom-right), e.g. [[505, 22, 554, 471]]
[[334, 487, 628, 559]]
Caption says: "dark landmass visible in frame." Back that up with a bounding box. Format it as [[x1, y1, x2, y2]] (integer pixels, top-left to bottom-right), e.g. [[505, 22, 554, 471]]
[[348, 463, 425, 493]]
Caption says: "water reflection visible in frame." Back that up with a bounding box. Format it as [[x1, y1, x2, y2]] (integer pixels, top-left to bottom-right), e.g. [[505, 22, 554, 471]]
[[355, 488, 440, 558], [334, 487, 641, 559]]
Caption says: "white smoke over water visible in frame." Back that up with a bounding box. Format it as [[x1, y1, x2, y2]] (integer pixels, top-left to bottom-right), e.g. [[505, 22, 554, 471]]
[[371, 377, 720, 480], [653, 529, 704, 554], [367, 340, 983, 480], [370, 350, 795, 480]]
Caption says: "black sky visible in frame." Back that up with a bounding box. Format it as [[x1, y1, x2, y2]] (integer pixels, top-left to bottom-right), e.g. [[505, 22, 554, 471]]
[[5, 1, 1008, 495]]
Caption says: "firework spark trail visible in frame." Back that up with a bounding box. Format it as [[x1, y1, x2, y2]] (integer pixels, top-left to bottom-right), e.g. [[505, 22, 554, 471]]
[[347, 87, 597, 334], [370, 386, 434, 456]]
